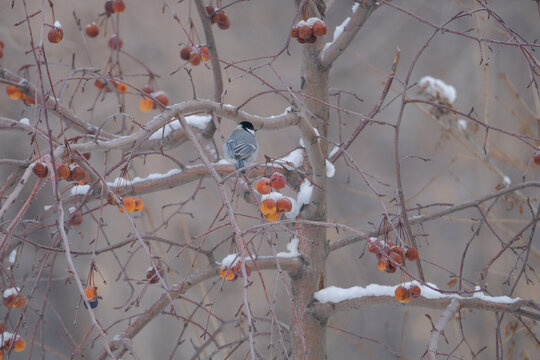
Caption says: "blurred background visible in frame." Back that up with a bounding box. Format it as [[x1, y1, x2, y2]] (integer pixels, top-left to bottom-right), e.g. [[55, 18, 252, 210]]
[[0, 0, 539, 358]]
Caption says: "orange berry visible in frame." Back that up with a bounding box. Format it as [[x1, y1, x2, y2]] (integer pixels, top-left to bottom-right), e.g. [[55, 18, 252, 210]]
[[377, 257, 388, 271], [139, 97, 154, 112], [390, 246, 404, 257], [219, 267, 236, 281], [214, 11, 227, 24], [199, 46, 209, 61], [270, 172, 286, 190], [180, 46, 192, 61], [2, 289, 26, 308], [33, 162, 48, 178], [24, 96, 35, 105], [291, 27, 299, 38], [255, 178, 272, 194], [394, 285, 410, 303], [69, 211, 83, 226], [312, 20, 327, 37], [85, 23, 99, 37], [276, 198, 292, 213], [298, 25, 312, 39], [232, 261, 251, 277], [409, 284, 421, 298], [189, 51, 202, 66], [108, 34, 123, 50], [153, 91, 169, 106], [133, 196, 144, 211], [13, 337, 26, 352], [71, 166, 86, 183], [94, 79, 106, 90], [122, 197, 136, 212], [6, 85, 24, 100], [389, 252, 403, 266], [107, 192, 118, 206], [260, 198, 277, 216], [368, 239, 380, 253], [265, 211, 281, 222], [112, 0, 125, 12], [48, 26, 63, 43], [84, 285, 98, 300], [116, 82, 128, 93], [217, 18, 231, 30], [405, 247, 419, 261]]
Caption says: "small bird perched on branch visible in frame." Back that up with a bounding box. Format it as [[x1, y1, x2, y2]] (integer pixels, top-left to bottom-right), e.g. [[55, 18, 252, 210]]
[[223, 121, 258, 171]]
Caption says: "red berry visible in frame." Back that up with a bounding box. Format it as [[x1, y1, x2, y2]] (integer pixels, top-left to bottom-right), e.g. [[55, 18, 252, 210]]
[[255, 178, 272, 194], [153, 91, 169, 107], [48, 26, 63, 43], [85, 23, 99, 37], [112, 0, 125, 12], [405, 247, 419, 261], [534, 150, 540, 165], [409, 284, 421, 298], [298, 25, 312, 40], [189, 51, 202, 66], [105, 1, 115, 14], [217, 18, 230, 30], [108, 34, 123, 50], [276, 198, 293, 213], [312, 20, 327, 37], [270, 172, 286, 190], [389, 252, 403, 266], [199, 46, 209, 61], [33, 162, 48, 178], [180, 46, 192, 61], [69, 211, 83, 226], [142, 85, 154, 94]]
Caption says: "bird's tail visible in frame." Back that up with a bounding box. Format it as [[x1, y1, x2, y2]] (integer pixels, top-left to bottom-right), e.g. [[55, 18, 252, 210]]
[[235, 159, 244, 170]]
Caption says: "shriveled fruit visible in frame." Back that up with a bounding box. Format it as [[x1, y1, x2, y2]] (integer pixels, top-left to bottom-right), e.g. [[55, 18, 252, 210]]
[[255, 178, 272, 194], [6, 85, 24, 100], [389, 252, 403, 266], [405, 247, 419, 261], [390, 246, 404, 257], [33, 162, 48, 178], [142, 85, 154, 94], [69, 211, 83, 226], [139, 97, 154, 112], [85, 23, 99, 37], [95, 79, 106, 89], [409, 284, 421, 298], [219, 267, 236, 281], [377, 257, 388, 271], [112, 0, 125, 12], [394, 285, 410, 303], [146, 263, 164, 284], [217, 18, 231, 30], [153, 91, 169, 106], [71, 167, 87, 183], [122, 197, 136, 212], [133, 196, 144, 211], [108, 34, 123, 50], [276, 198, 292, 213], [534, 150, 540, 165], [105, 0, 115, 15], [312, 20, 327, 37], [270, 172, 286, 190], [48, 24, 63, 43], [368, 239, 380, 253], [260, 198, 277, 216]]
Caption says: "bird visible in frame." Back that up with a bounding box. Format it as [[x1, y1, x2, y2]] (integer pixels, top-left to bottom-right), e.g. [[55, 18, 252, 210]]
[[223, 121, 258, 171]]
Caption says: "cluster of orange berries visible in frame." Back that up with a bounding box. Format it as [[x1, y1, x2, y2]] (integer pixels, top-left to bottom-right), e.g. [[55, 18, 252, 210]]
[[394, 283, 421, 304], [107, 193, 144, 213], [0, 324, 26, 356], [368, 238, 418, 274], [94, 78, 128, 93], [290, 17, 327, 44], [256, 173, 293, 222], [220, 260, 251, 281], [180, 45, 209, 66], [0, 40, 4, 59], [2, 288, 27, 309], [205, 5, 231, 30], [5, 85, 35, 105], [139, 86, 169, 112]]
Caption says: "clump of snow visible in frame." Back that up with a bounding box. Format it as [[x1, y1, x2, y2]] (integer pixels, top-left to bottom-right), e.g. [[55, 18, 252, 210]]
[[329, 146, 339, 158], [54, 20, 62, 29], [277, 238, 300, 258], [261, 191, 285, 202], [216, 159, 233, 165], [314, 281, 520, 304], [68, 207, 76, 213], [502, 176, 511, 186], [284, 179, 313, 219], [220, 254, 240, 268], [352, 2, 360, 12], [277, 149, 304, 170], [295, 17, 322, 28], [0, 331, 22, 347], [457, 119, 467, 131], [43, 205, 52, 211], [70, 185, 91, 196], [20, 118, 30, 125], [418, 76, 456, 104], [3, 287, 21, 299], [8, 249, 17, 264], [325, 160, 335, 178], [299, 138, 305, 148], [107, 168, 183, 188], [149, 115, 211, 140], [323, 17, 351, 52]]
